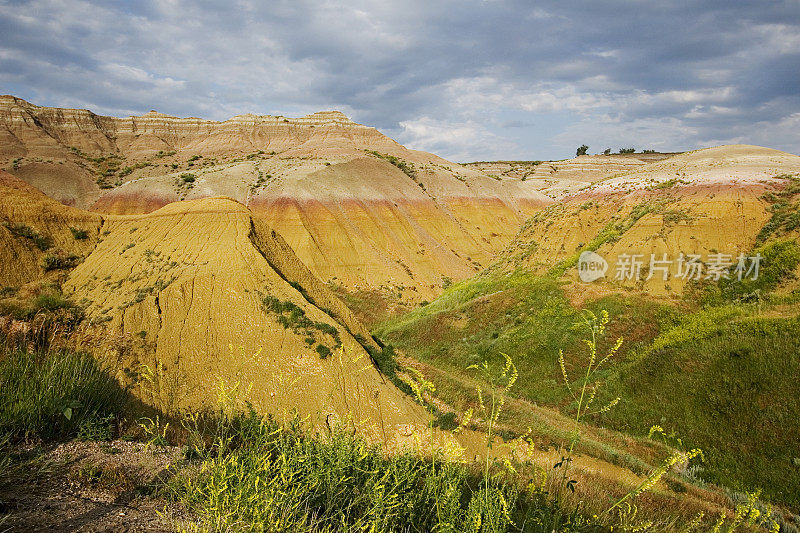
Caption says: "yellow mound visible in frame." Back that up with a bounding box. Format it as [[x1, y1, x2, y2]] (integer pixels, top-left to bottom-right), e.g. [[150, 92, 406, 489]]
[[60, 196, 428, 440], [496, 146, 800, 296], [0, 170, 102, 287]]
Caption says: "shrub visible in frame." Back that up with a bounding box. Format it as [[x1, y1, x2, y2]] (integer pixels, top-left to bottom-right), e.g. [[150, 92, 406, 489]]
[[431, 411, 458, 430], [42, 253, 81, 271], [31, 293, 74, 313], [69, 227, 89, 240], [180, 173, 196, 184], [576, 144, 589, 156], [619, 147, 636, 154], [315, 344, 331, 358]]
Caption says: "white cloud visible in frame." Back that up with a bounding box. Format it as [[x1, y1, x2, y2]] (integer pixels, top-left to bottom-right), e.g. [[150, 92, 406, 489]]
[[397, 116, 517, 162]]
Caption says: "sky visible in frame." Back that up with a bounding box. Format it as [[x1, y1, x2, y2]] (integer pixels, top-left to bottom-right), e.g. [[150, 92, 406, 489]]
[[1, 0, 799, 162]]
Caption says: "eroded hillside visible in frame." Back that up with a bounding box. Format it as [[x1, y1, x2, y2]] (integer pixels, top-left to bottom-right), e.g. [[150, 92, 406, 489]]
[[495, 145, 800, 295], [378, 145, 800, 506], [0, 173, 432, 443], [0, 96, 551, 314]]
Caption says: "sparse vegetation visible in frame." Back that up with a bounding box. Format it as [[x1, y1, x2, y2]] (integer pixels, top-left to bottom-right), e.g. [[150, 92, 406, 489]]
[[42, 252, 81, 271], [261, 293, 341, 356], [756, 174, 800, 243], [69, 227, 89, 240], [366, 150, 418, 181], [3, 222, 52, 250]]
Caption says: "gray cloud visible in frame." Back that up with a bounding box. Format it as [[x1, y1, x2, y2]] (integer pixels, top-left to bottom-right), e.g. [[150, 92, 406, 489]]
[[0, 0, 798, 160]]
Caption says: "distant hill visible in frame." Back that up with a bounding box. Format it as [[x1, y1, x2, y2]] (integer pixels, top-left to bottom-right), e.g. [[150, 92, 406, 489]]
[[0, 96, 551, 319]]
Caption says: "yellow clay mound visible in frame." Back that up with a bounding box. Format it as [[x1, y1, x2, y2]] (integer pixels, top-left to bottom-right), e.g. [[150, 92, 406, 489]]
[[0, 170, 102, 287], [496, 145, 800, 296], [47, 195, 429, 443]]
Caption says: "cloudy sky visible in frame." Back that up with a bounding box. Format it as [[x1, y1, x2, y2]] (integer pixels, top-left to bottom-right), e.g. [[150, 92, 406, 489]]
[[1, 0, 799, 161]]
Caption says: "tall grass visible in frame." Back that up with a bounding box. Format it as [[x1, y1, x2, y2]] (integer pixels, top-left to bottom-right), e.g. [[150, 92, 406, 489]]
[[0, 349, 129, 441], [169, 406, 595, 533]]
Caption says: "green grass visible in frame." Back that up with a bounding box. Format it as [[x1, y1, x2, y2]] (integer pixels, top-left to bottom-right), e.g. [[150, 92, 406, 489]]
[[756, 174, 800, 243], [599, 314, 800, 507], [377, 270, 672, 406], [169, 409, 596, 533], [0, 349, 129, 441], [377, 266, 800, 508], [709, 239, 800, 303]]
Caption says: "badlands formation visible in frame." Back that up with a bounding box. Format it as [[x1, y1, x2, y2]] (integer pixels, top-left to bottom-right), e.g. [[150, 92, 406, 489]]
[[0, 95, 551, 311], [494, 145, 800, 295], [0, 168, 430, 442], [3, 95, 800, 447]]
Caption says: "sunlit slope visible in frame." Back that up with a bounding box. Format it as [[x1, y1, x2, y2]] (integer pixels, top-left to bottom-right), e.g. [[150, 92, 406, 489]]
[[0, 170, 102, 288], [378, 145, 800, 506], [1, 95, 551, 310], [495, 145, 800, 296], [60, 197, 428, 438]]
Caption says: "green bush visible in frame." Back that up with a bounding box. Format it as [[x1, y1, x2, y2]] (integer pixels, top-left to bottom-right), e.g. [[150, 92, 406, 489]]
[[431, 411, 459, 430], [69, 227, 89, 240], [0, 350, 129, 441], [315, 344, 331, 358], [42, 253, 80, 271], [31, 293, 74, 313]]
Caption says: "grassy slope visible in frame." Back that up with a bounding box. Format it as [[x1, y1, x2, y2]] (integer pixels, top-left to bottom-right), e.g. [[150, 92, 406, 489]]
[[601, 311, 800, 505], [376, 243, 800, 509]]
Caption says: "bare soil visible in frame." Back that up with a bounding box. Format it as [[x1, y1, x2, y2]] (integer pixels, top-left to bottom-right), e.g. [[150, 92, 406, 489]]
[[0, 440, 191, 532]]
